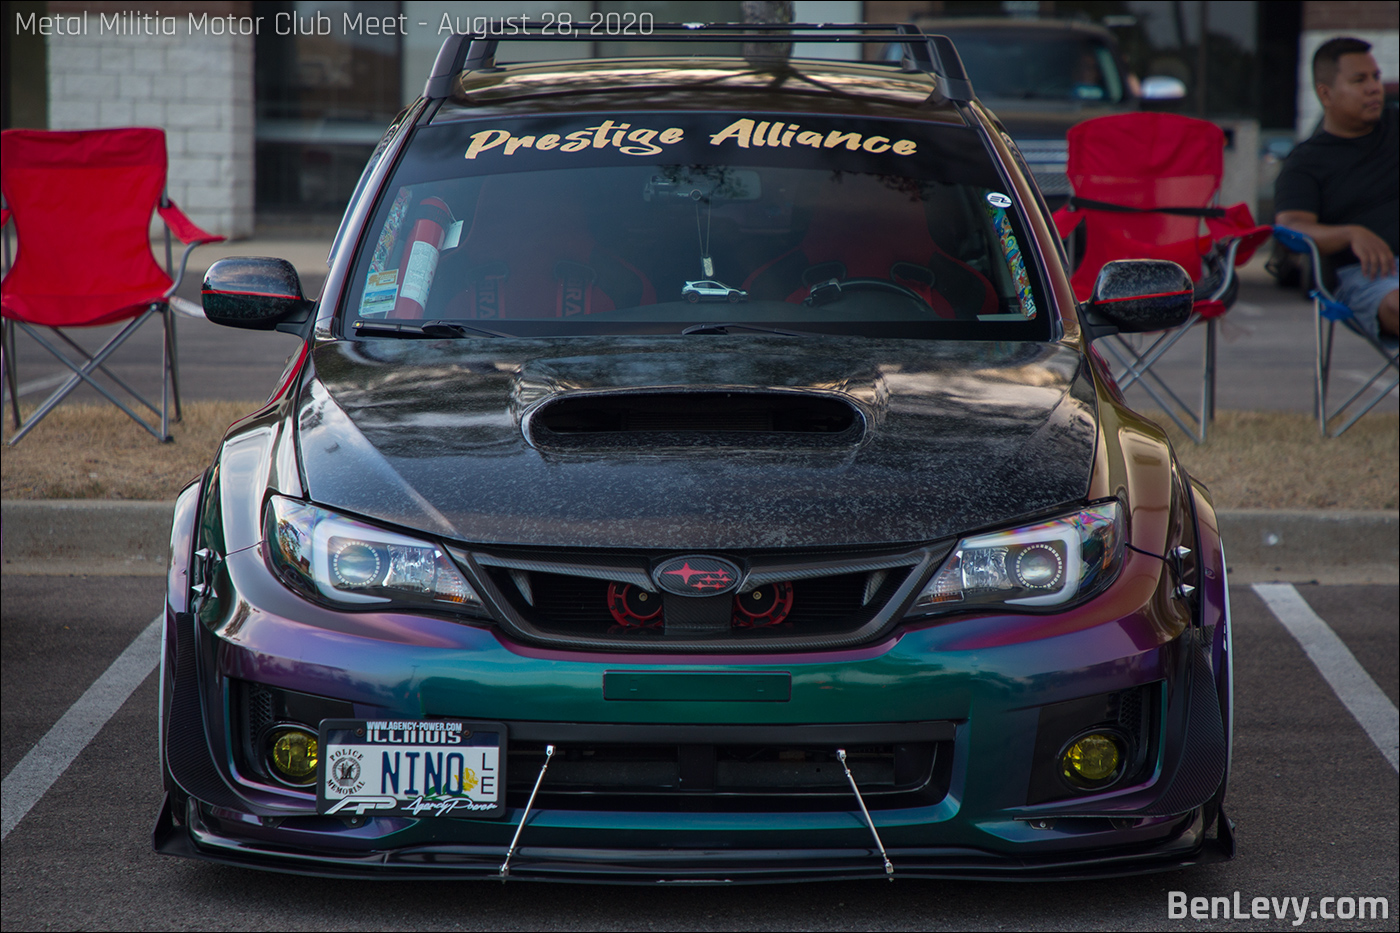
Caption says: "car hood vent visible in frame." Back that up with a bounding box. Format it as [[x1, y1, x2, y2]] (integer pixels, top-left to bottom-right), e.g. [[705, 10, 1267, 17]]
[[527, 391, 862, 447]]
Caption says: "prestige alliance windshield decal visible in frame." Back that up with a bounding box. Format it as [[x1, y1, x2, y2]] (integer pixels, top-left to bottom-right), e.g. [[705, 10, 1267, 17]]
[[464, 117, 919, 160]]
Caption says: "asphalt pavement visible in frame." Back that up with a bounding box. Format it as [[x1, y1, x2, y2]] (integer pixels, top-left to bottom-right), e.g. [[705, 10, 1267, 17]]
[[0, 574, 1395, 931]]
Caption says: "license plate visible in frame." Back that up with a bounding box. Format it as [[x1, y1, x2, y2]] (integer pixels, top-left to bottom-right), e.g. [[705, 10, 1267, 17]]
[[316, 719, 507, 819]]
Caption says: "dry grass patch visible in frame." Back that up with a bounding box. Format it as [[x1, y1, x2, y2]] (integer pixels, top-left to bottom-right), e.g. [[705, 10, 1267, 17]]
[[1159, 410, 1398, 510], [2, 401, 263, 500]]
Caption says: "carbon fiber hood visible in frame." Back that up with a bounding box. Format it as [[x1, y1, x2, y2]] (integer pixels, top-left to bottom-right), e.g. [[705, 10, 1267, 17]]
[[297, 336, 1097, 549]]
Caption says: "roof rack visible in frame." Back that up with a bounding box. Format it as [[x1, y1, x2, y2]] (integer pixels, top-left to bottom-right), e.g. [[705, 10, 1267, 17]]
[[422, 22, 974, 103]]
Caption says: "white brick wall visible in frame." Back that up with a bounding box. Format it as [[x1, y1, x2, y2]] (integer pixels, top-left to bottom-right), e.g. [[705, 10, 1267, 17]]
[[47, 23, 255, 238]]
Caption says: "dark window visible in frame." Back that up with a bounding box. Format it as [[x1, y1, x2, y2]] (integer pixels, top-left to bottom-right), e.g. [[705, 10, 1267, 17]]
[[254, 0, 402, 224]]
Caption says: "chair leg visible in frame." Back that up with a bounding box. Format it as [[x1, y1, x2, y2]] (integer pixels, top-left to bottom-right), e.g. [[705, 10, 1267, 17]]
[[53, 328, 161, 417], [165, 306, 183, 423], [1108, 333, 1206, 440], [1, 319, 20, 429], [7, 314, 171, 444], [1316, 316, 1332, 437], [1107, 331, 1174, 390], [1202, 318, 1217, 442], [1313, 313, 1324, 437], [1135, 371, 1207, 443], [1112, 314, 1202, 392], [1108, 338, 1204, 428], [1314, 313, 1400, 437], [160, 311, 170, 441], [1329, 370, 1400, 437], [1104, 316, 1210, 443], [1325, 341, 1400, 437]]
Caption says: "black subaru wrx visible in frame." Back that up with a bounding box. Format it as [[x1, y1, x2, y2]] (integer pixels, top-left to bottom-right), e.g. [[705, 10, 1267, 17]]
[[159, 24, 1234, 882]]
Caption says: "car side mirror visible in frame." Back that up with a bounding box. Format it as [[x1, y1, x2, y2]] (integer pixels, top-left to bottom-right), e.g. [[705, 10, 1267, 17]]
[[1140, 75, 1188, 100], [203, 257, 314, 333], [1086, 259, 1194, 337]]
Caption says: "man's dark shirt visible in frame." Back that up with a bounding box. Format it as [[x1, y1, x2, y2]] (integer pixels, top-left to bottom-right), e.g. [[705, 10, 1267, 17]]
[[1275, 106, 1399, 268]]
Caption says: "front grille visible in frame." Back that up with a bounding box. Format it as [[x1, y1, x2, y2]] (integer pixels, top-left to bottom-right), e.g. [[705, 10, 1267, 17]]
[[245, 681, 276, 738], [457, 542, 951, 652], [495, 568, 906, 639], [504, 740, 951, 811]]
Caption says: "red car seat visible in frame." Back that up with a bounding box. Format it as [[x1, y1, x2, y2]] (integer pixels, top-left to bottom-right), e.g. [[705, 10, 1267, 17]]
[[742, 174, 997, 319], [440, 174, 654, 319]]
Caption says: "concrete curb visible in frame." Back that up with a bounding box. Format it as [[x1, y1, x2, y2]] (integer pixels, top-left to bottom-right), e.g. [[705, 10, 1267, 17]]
[[3, 499, 1396, 583], [2, 500, 176, 576]]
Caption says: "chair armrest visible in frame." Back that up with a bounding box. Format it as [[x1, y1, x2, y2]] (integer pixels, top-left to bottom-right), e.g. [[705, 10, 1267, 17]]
[[1271, 225, 1318, 257], [156, 199, 224, 246], [1203, 202, 1272, 266], [163, 240, 212, 299], [1193, 298, 1228, 319], [1271, 226, 1350, 315], [156, 198, 224, 298], [1190, 202, 1272, 306]]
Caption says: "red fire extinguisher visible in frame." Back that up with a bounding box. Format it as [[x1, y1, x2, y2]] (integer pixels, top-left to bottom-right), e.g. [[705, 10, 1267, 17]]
[[390, 196, 453, 319]]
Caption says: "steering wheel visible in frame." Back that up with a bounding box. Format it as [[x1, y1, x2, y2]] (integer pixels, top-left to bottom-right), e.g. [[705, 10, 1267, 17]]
[[808, 277, 937, 314]]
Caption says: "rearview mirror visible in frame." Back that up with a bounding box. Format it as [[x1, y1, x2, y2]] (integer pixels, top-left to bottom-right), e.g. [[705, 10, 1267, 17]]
[[644, 168, 762, 201], [1087, 259, 1194, 335], [203, 257, 314, 332]]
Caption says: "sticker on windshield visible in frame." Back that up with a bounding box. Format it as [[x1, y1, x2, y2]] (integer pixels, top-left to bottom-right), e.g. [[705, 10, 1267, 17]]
[[358, 269, 398, 317], [985, 191, 1013, 208], [466, 120, 686, 159], [985, 202, 1037, 320], [707, 119, 917, 155], [399, 242, 439, 308], [370, 188, 413, 273], [461, 117, 919, 160]]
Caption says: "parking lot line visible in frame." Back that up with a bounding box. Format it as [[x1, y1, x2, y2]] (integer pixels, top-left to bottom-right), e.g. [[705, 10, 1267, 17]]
[[0, 614, 162, 841], [1253, 583, 1400, 772], [14, 372, 70, 398]]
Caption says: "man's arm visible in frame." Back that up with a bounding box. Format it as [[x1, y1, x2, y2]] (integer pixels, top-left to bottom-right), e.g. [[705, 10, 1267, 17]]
[[1275, 209, 1396, 278]]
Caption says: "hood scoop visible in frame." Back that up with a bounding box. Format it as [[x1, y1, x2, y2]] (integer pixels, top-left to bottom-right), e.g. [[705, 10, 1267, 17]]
[[527, 391, 863, 448]]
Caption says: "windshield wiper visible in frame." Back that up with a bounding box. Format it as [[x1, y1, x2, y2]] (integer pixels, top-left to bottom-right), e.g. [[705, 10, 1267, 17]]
[[681, 322, 807, 337], [353, 319, 506, 338]]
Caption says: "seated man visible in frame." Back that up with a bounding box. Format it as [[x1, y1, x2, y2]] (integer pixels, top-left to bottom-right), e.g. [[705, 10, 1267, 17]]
[[1275, 37, 1398, 338]]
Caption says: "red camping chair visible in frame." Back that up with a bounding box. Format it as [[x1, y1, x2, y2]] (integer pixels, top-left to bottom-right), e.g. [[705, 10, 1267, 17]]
[[1052, 113, 1271, 442], [1, 127, 223, 443]]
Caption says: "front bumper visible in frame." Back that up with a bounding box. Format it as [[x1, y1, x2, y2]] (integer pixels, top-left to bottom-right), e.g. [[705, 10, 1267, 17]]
[[154, 790, 1230, 882], [157, 466, 1233, 882]]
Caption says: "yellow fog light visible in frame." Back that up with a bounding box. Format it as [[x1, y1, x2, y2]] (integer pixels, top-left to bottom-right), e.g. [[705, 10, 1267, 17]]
[[1061, 733, 1122, 787], [269, 727, 319, 784]]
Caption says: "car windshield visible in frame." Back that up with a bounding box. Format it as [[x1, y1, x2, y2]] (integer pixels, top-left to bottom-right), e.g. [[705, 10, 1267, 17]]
[[941, 30, 1125, 103], [343, 112, 1050, 339]]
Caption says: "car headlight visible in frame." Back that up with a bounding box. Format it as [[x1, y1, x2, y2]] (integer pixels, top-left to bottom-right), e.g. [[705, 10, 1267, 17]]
[[908, 501, 1124, 615], [264, 495, 483, 612]]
